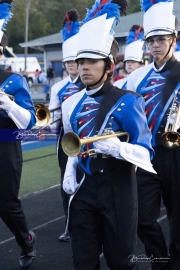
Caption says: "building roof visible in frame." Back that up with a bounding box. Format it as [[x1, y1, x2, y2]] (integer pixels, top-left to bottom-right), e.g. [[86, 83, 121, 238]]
[[20, 0, 180, 49]]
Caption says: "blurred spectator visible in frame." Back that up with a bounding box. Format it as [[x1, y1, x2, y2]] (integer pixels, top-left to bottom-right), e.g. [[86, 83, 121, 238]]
[[34, 69, 40, 83], [113, 67, 127, 82], [6, 66, 12, 72], [47, 65, 55, 85], [19, 68, 24, 76], [23, 70, 28, 83], [39, 69, 47, 84], [43, 81, 50, 101]]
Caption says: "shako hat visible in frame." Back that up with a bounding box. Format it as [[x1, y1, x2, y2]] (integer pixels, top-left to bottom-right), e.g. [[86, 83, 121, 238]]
[[76, 0, 129, 63], [141, 0, 177, 39], [124, 24, 144, 62], [61, 9, 81, 62]]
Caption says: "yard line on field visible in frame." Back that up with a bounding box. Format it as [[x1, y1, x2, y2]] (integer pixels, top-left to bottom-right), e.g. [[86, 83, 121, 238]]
[[19, 184, 60, 199], [23, 153, 56, 162], [0, 216, 65, 245], [22, 141, 35, 145]]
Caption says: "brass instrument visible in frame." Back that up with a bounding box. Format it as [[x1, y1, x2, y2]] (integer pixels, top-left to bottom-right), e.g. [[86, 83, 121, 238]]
[[35, 103, 51, 127], [34, 104, 61, 127], [61, 131, 129, 157], [49, 106, 61, 125], [161, 90, 180, 148]]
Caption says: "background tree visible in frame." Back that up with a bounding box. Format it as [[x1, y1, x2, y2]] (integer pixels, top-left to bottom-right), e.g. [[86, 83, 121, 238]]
[[6, 0, 140, 53]]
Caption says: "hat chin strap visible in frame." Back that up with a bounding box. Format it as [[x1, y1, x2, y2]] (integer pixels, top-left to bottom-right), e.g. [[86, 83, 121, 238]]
[[87, 58, 110, 89], [162, 37, 174, 60]]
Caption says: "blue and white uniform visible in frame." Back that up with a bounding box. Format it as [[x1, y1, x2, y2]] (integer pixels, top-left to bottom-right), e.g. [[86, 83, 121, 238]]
[[113, 77, 127, 90], [49, 75, 84, 131], [0, 69, 36, 254], [63, 80, 154, 177], [127, 55, 180, 267], [0, 71, 36, 130], [62, 80, 155, 270]]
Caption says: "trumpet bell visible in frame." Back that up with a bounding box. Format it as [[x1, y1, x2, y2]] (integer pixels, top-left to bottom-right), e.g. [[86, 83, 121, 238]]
[[61, 132, 81, 157], [161, 131, 180, 148], [35, 103, 50, 127]]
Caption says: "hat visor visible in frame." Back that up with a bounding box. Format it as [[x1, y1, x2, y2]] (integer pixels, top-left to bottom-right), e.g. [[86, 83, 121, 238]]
[[63, 56, 76, 62], [145, 30, 174, 39], [124, 56, 143, 62], [76, 52, 107, 60]]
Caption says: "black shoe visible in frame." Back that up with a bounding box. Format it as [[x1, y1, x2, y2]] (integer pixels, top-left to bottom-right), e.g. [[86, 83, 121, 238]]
[[59, 232, 70, 242], [19, 231, 36, 269]]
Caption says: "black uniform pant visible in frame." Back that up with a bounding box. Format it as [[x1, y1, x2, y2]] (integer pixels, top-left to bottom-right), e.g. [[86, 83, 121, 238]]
[[0, 142, 30, 251], [137, 146, 180, 270], [69, 160, 139, 270], [58, 142, 69, 220]]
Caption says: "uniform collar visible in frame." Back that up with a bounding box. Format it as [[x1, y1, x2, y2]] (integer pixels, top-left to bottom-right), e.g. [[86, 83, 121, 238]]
[[153, 55, 177, 73], [86, 80, 113, 98]]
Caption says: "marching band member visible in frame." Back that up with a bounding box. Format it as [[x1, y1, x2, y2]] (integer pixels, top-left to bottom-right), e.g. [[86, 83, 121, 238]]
[[48, 9, 85, 242], [0, 1, 36, 268], [61, 0, 156, 269], [114, 24, 144, 89], [127, 0, 180, 269]]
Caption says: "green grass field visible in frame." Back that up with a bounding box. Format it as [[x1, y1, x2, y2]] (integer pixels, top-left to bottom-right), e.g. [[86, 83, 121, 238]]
[[20, 145, 60, 196]]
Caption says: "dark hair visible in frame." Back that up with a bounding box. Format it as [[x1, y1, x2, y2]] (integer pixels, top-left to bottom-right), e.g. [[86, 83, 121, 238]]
[[103, 59, 113, 80], [62, 9, 80, 27], [0, 0, 13, 3], [129, 24, 144, 33], [0, 33, 8, 49], [111, 0, 129, 16]]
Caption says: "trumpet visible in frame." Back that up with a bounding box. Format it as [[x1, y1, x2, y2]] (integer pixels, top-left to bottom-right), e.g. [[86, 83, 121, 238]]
[[34, 104, 61, 128], [34, 103, 51, 127], [161, 90, 180, 148], [61, 131, 129, 157]]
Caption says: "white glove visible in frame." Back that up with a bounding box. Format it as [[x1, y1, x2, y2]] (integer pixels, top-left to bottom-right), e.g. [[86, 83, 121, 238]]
[[0, 94, 13, 113], [93, 137, 122, 158], [63, 157, 80, 194], [169, 113, 180, 129], [63, 175, 80, 194]]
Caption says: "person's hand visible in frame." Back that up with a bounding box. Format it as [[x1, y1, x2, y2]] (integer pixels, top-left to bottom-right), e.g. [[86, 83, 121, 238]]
[[93, 137, 121, 158], [0, 94, 14, 113], [63, 175, 80, 194]]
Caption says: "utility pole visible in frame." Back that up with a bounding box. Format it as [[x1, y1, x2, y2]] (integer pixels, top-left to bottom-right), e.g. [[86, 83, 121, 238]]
[[24, 0, 30, 71]]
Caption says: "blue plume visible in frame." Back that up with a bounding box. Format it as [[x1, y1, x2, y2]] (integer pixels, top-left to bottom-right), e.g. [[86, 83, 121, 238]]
[[126, 26, 144, 45], [0, 3, 13, 30], [61, 21, 81, 42], [81, 0, 128, 36], [83, 0, 121, 32], [175, 41, 180, 52], [83, 0, 120, 25], [141, 0, 173, 12]]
